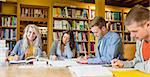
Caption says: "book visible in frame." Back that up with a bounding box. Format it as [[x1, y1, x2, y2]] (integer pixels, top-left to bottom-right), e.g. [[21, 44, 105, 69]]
[[69, 65, 113, 77], [91, 10, 95, 19], [49, 59, 80, 67], [9, 56, 49, 64]]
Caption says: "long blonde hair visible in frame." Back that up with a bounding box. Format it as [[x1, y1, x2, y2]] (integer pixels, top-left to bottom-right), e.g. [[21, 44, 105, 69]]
[[22, 24, 42, 54]]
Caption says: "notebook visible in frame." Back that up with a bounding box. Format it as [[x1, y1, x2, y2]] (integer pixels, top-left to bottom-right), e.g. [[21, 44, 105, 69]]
[[69, 65, 113, 77], [9, 56, 49, 64], [49, 59, 81, 67]]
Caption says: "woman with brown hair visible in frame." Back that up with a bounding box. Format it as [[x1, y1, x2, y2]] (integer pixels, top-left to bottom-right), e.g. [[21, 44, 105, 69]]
[[49, 30, 73, 60]]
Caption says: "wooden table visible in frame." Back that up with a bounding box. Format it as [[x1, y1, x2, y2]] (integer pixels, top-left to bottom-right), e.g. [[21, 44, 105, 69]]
[[0, 64, 149, 77], [0, 64, 72, 77]]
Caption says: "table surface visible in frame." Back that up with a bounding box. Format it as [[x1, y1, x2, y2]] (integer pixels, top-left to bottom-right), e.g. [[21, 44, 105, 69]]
[[0, 64, 72, 77], [0, 64, 150, 77]]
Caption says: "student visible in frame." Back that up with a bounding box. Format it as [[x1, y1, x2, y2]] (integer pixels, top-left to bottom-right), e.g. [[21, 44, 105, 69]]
[[8, 24, 42, 61], [77, 16, 123, 64], [49, 30, 73, 60], [111, 5, 150, 73]]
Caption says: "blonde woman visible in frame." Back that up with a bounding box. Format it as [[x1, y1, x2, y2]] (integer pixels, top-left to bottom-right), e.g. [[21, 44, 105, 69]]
[[9, 24, 42, 61]]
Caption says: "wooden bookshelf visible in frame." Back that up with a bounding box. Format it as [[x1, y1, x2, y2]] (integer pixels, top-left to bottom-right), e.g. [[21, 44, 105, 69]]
[[0, 0, 51, 56], [19, 4, 49, 52], [0, 0, 136, 58], [0, 1, 17, 50], [52, 1, 96, 57]]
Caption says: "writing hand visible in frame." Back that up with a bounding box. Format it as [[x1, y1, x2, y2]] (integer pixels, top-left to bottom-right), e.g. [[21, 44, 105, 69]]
[[52, 55, 58, 61], [111, 59, 123, 68], [77, 56, 88, 64]]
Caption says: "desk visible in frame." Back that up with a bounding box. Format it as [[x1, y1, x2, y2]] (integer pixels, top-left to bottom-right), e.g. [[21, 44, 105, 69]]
[[0, 65, 150, 77], [0, 65, 72, 77]]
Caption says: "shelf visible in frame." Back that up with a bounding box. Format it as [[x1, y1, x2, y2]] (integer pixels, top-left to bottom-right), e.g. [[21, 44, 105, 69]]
[[53, 29, 88, 32], [53, 29, 69, 31], [124, 41, 136, 44], [72, 29, 88, 32], [75, 40, 88, 43], [112, 31, 122, 33], [1, 26, 16, 29], [53, 5, 89, 9], [53, 17, 88, 21], [37, 24, 47, 27], [43, 43, 47, 46], [41, 37, 47, 39], [20, 4, 49, 9], [20, 17, 48, 22], [106, 20, 122, 22], [5, 39, 16, 42], [0, 13, 17, 16], [2, 0, 17, 4]]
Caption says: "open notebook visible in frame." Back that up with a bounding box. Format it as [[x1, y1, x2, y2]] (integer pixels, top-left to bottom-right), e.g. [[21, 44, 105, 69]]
[[49, 59, 81, 67], [69, 65, 113, 77], [9, 56, 49, 64]]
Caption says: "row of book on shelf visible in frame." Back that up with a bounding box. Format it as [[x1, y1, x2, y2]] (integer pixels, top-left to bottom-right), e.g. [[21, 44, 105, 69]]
[[38, 27, 48, 38], [0, 26, 48, 49], [53, 31, 95, 54], [6, 41, 16, 50], [53, 31, 95, 42], [21, 7, 48, 18], [0, 29, 16, 40], [0, 40, 15, 50], [54, 6, 123, 21], [38, 27, 48, 45], [107, 22, 122, 32], [53, 7, 88, 19], [124, 34, 136, 42], [53, 6, 95, 20], [53, 20, 88, 30], [0, 27, 47, 40], [105, 11, 122, 21], [1, 16, 17, 27]]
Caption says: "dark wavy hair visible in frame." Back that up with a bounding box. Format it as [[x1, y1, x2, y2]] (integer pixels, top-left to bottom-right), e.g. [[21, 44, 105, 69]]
[[60, 30, 71, 52]]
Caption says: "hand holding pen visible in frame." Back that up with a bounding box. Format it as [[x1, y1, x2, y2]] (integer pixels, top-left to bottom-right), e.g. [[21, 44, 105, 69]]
[[111, 57, 124, 68]]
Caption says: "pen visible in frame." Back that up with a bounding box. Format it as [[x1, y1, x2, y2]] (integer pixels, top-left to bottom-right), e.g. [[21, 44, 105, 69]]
[[117, 54, 121, 60]]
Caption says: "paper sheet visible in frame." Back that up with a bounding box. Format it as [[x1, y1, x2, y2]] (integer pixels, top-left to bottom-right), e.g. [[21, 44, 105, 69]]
[[49, 59, 81, 67], [69, 65, 113, 77]]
